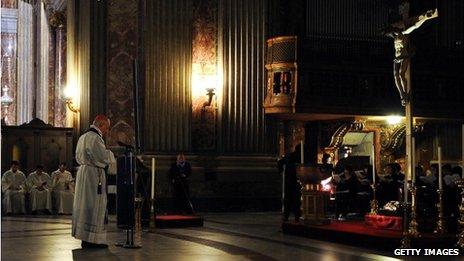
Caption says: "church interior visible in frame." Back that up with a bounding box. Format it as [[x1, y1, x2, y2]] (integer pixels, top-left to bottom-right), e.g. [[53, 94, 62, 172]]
[[1, 0, 464, 259]]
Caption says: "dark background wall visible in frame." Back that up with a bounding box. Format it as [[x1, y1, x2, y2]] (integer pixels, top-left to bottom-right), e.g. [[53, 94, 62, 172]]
[[70, 0, 281, 212]]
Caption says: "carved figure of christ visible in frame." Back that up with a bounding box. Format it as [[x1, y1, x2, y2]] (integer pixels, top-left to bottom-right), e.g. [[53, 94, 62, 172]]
[[386, 9, 438, 106]]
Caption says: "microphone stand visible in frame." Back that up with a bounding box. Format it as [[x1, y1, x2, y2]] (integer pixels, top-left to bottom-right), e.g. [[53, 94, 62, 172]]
[[178, 177, 195, 215], [116, 59, 142, 249]]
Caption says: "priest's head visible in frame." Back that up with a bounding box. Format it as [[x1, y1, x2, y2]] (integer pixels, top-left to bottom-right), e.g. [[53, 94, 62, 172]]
[[10, 161, 19, 172], [59, 162, 67, 172], [36, 165, 44, 174], [93, 115, 111, 137]]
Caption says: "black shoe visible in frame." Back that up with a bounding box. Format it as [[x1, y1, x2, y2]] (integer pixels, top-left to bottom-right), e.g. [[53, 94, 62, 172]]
[[82, 241, 108, 249]]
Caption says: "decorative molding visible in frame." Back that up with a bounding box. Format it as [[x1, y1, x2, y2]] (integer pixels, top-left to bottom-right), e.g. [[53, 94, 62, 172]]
[[326, 120, 365, 149], [380, 123, 424, 155], [49, 9, 66, 28], [380, 125, 405, 155]]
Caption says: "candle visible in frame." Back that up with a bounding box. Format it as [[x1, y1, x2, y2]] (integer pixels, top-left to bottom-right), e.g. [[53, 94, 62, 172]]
[[438, 146, 442, 190], [282, 165, 285, 214], [371, 144, 376, 184], [412, 137, 415, 184], [151, 157, 156, 199], [300, 140, 304, 164], [404, 179, 408, 203]]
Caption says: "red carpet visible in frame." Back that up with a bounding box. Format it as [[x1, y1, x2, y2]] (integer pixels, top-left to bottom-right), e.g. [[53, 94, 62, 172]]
[[283, 220, 456, 250], [154, 215, 203, 228], [308, 220, 401, 238], [156, 215, 200, 220], [365, 214, 403, 231]]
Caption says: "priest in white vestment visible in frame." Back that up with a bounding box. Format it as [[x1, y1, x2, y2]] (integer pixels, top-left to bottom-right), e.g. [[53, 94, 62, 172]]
[[1, 161, 27, 214], [72, 115, 115, 248], [26, 165, 52, 213], [51, 163, 75, 214]]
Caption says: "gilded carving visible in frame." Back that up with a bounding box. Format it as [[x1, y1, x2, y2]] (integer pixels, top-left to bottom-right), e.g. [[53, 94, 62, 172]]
[[326, 120, 365, 150], [263, 36, 298, 114]]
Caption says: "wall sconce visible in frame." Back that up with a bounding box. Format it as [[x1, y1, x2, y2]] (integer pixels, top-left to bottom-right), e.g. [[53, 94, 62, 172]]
[[203, 88, 215, 107], [63, 85, 79, 113]]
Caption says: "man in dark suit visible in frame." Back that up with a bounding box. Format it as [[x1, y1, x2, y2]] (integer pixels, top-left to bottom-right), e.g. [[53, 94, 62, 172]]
[[169, 153, 193, 214], [278, 146, 302, 222]]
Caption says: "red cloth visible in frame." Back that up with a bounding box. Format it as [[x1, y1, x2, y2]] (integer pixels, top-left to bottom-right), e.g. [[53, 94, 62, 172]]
[[365, 214, 403, 231], [156, 215, 198, 220]]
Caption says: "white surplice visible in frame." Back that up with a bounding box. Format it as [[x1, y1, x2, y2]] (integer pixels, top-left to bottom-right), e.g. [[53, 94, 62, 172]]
[[51, 170, 74, 214], [1, 170, 27, 214], [72, 126, 115, 244], [26, 171, 52, 212]]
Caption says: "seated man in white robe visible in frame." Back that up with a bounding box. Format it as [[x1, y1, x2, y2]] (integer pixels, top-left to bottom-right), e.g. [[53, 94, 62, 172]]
[[1, 161, 27, 214], [27, 165, 52, 214], [72, 115, 115, 249], [51, 162, 75, 214]]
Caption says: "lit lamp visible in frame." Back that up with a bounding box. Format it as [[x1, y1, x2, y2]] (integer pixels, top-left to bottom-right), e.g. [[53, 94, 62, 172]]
[[386, 115, 403, 125], [192, 72, 217, 107], [63, 85, 79, 113], [204, 87, 215, 107]]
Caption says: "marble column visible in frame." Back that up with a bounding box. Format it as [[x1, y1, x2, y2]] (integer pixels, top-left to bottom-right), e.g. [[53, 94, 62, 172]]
[[17, 0, 34, 125], [54, 24, 67, 127], [49, 10, 67, 127], [36, 1, 50, 123], [1, 2, 18, 125], [48, 21, 56, 125], [66, 0, 78, 129]]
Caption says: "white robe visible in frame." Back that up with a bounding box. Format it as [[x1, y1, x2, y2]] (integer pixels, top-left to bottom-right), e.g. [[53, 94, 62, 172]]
[[51, 170, 74, 214], [72, 128, 115, 244], [26, 172, 52, 212], [1, 170, 27, 214]]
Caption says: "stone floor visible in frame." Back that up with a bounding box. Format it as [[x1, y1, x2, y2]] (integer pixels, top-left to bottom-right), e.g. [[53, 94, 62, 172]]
[[0, 212, 438, 260]]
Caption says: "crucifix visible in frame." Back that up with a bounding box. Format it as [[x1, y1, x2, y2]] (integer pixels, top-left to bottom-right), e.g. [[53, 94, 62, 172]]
[[382, 2, 439, 247], [384, 5, 438, 106]]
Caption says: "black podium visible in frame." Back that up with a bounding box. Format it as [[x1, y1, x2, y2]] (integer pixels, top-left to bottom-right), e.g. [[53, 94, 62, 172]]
[[116, 151, 135, 229], [116, 148, 140, 248]]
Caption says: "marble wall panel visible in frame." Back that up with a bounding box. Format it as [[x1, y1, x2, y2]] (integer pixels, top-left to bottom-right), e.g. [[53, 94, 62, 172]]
[[107, 0, 137, 146], [192, 0, 218, 151]]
